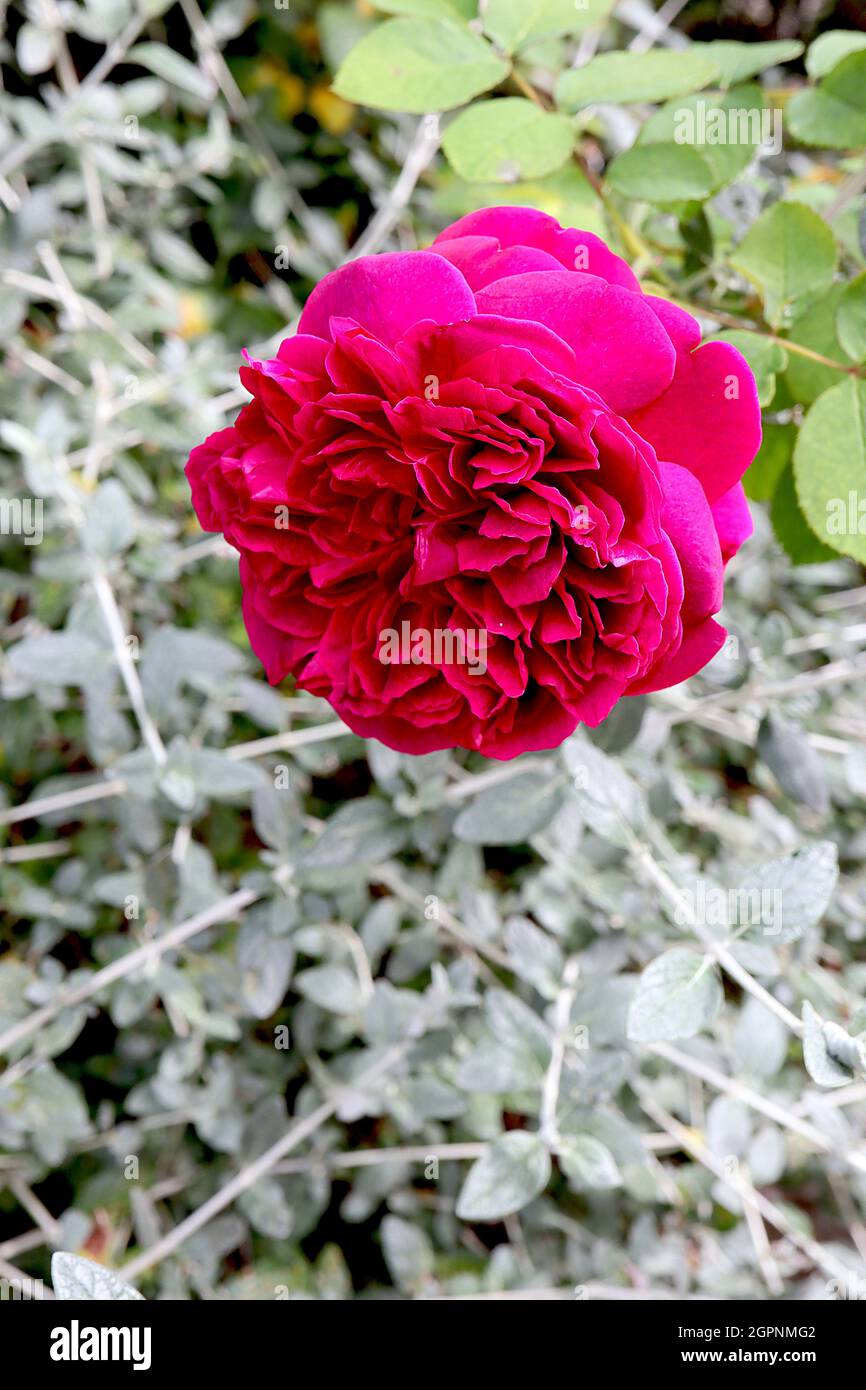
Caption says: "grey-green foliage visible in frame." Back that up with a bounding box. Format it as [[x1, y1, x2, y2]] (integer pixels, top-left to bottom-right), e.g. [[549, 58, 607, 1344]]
[[51, 1252, 143, 1301], [2, 0, 866, 1306], [456, 1132, 551, 1222], [627, 947, 723, 1044]]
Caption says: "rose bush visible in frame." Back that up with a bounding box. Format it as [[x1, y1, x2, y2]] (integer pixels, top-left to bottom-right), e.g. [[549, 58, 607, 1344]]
[[187, 207, 760, 758]]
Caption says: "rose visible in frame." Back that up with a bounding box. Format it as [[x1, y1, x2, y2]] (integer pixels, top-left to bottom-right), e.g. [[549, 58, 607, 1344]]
[[186, 206, 760, 759]]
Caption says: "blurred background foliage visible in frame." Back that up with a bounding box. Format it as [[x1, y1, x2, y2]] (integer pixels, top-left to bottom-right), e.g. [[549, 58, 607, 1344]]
[[3, 0, 866, 1302]]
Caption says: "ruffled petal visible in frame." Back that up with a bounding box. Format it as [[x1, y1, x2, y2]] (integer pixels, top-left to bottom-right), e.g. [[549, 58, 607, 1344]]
[[712, 481, 754, 563], [298, 250, 476, 345], [476, 271, 676, 414], [658, 461, 723, 624], [188, 211, 759, 759], [434, 206, 640, 291], [432, 235, 565, 290], [629, 617, 727, 695], [645, 297, 702, 353], [629, 340, 762, 503]]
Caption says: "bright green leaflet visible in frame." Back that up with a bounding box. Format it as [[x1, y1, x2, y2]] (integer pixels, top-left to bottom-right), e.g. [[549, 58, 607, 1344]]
[[794, 377, 866, 563]]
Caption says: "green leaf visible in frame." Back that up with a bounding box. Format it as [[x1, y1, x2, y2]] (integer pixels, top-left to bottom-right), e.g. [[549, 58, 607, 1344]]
[[749, 1126, 787, 1187], [3, 1065, 92, 1164], [784, 284, 852, 405], [52, 1252, 143, 1301], [159, 743, 267, 807], [295, 963, 365, 1015], [805, 29, 866, 80], [627, 947, 722, 1044], [83, 479, 137, 557], [557, 1134, 621, 1189], [381, 1214, 434, 1292], [129, 42, 214, 101], [238, 1178, 293, 1240], [556, 50, 720, 112], [332, 18, 509, 113], [17, 23, 58, 76], [786, 52, 866, 149], [318, 2, 375, 71], [771, 459, 838, 564], [372, 0, 474, 18], [738, 840, 838, 943], [606, 143, 715, 205], [757, 712, 829, 814], [562, 737, 647, 846], [698, 39, 803, 86], [8, 632, 109, 687], [486, 988, 551, 1066], [442, 99, 573, 182], [299, 798, 411, 868], [456, 1131, 551, 1221], [793, 376, 866, 562], [588, 695, 646, 753], [149, 227, 212, 284], [526, 0, 615, 43], [745, 421, 794, 502], [505, 916, 564, 1000], [483, 0, 614, 53], [481, 0, 544, 53], [846, 745, 866, 798], [786, 89, 866, 149], [802, 1001, 866, 1088], [453, 766, 565, 844], [433, 160, 604, 237], [733, 998, 790, 1079], [714, 329, 786, 408], [191, 750, 269, 798], [836, 272, 866, 362], [730, 201, 838, 328], [237, 915, 295, 1019], [638, 86, 765, 191], [457, 1034, 545, 1091], [706, 1095, 751, 1158], [140, 626, 246, 712]]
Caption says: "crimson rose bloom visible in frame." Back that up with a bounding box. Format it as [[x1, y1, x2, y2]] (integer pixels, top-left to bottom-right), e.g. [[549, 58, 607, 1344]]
[[186, 207, 760, 758]]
